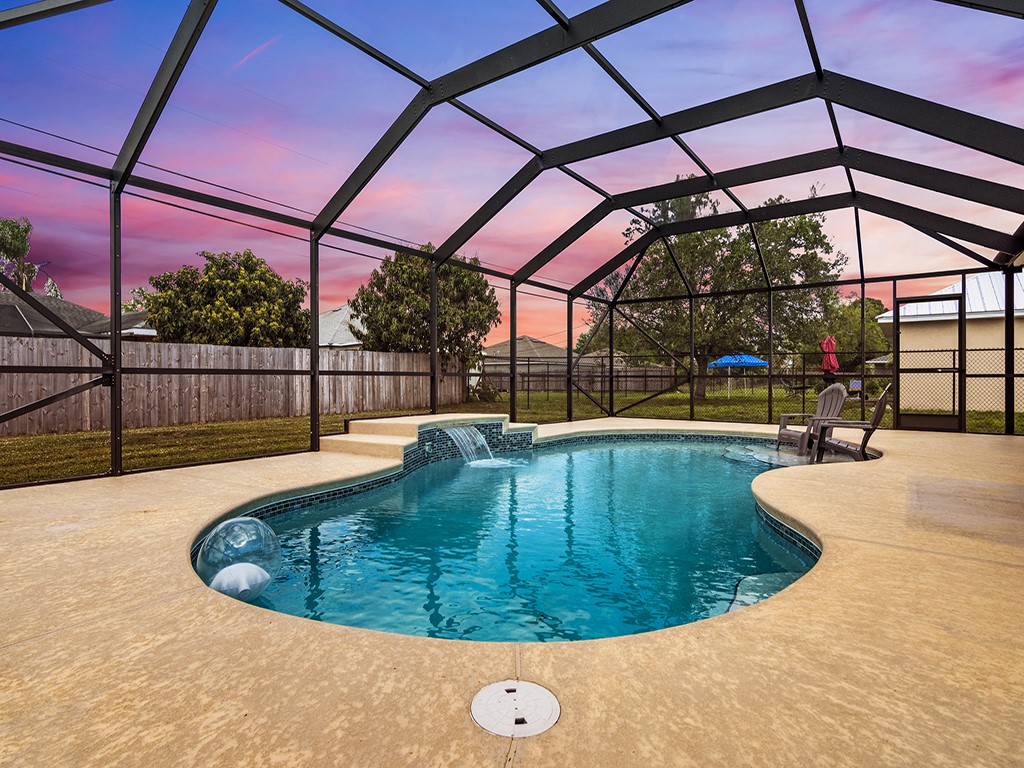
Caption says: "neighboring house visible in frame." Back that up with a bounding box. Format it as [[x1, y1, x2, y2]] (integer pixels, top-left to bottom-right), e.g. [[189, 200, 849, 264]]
[[0, 293, 158, 340], [480, 336, 568, 391], [319, 304, 363, 349], [484, 335, 567, 361], [80, 310, 156, 340], [876, 272, 1023, 412], [0, 292, 107, 337]]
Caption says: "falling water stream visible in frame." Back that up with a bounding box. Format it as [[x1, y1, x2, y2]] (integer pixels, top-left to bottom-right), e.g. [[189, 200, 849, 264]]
[[443, 425, 494, 462]]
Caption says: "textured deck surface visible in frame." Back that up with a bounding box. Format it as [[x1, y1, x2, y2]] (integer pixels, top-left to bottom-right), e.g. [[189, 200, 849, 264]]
[[1, 417, 1022, 767]]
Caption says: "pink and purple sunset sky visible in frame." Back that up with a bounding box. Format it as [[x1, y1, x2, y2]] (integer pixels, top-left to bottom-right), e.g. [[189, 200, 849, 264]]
[[1, 0, 1022, 347]]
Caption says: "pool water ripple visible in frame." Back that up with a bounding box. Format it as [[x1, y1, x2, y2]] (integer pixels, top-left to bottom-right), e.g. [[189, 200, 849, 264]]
[[255, 441, 814, 641]]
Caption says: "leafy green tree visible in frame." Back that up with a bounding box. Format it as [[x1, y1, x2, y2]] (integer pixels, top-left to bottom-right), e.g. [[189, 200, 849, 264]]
[[580, 187, 847, 397], [349, 244, 500, 368], [127, 249, 310, 347], [829, 295, 891, 368], [0, 216, 39, 292]]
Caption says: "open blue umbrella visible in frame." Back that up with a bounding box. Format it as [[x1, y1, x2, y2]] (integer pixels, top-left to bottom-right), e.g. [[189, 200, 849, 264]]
[[708, 354, 768, 398]]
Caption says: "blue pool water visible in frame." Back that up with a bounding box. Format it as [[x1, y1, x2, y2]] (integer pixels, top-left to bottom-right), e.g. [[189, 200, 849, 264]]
[[254, 440, 814, 642]]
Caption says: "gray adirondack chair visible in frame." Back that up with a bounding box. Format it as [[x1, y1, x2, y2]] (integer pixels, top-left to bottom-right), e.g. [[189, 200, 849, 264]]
[[811, 384, 892, 463], [776, 382, 848, 455]]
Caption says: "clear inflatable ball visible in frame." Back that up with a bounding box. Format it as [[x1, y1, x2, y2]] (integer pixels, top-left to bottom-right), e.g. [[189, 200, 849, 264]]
[[196, 517, 281, 602]]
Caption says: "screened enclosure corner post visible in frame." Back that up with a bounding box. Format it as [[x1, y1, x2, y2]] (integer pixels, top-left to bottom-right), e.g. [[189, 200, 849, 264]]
[[429, 263, 438, 414], [860, 282, 867, 421], [768, 290, 774, 424], [509, 282, 517, 423], [688, 298, 695, 421], [608, 301, 615, 417], [109, 186, 123, 475], [892, 280, 899, 426], [960, 274, 968, 433], [309, 234, 320, 450], [1006, 268, 1016, 435], [856, 207, 867, 420], [566, 298, 573, 422]]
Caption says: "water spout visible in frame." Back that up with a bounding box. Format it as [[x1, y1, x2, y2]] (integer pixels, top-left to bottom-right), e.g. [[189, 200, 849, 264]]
[[443, 425, 494, 463]]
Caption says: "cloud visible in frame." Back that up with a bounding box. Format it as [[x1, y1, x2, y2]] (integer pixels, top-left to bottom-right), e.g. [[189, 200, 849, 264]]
[[229, 36, 282, 74]]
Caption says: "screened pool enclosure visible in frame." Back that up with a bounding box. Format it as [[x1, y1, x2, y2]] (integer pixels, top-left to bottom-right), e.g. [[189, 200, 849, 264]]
[[0, 0, 1021, 484]]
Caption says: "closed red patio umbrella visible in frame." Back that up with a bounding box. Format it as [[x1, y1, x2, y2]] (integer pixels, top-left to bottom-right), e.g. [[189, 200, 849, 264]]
[[819, 335, 839, 375]]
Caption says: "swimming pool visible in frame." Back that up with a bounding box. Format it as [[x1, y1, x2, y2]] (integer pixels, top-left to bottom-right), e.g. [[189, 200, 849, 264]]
[[239, 436, 815, 642]]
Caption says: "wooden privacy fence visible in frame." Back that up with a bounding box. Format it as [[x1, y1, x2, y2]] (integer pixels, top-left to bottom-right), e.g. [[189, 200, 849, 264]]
[[0, 337, 465, 436]]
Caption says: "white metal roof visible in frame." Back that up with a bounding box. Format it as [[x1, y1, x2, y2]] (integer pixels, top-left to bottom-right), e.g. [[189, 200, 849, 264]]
[[876, 272, 1024, 325]]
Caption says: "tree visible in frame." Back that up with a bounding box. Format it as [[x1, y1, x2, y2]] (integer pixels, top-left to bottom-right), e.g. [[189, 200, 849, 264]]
[[127, 249, 310, 347], [349, 244, 500, 368], [580, 187, 847, 397], [828, 295, 891, 368], [0, 217, 39, 292]]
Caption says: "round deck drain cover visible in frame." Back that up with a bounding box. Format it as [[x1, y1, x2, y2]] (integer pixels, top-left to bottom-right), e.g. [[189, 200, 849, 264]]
[[471, 680, 560, 738]]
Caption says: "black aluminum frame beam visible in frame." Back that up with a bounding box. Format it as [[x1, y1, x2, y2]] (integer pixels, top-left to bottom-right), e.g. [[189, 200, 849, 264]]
[[459, 70, 1024, 277], [818, 71, 1024, 166], [0, 0, 110, 29], [111, 0, 218, 193], [0, 271, 109, 360], [0, 138, 580, 296], [571, 193, 853, 297], [931, 0, 1024, 17], [430, 0, 696, 102], [311, 0, 695, 238], [544, 73, 823, 168], [911, 226, 997, 268], [512, 150, 838, 283], [444, 76, 826, 269], [0, 377, 106, 427], [613, 264, 993, 304], [793, 0, 823, 78], [846, 147, 1024, 215], [856, 193, 1021, 254], [570, 191, 1023, 298], [996, 220, 1024, 265], [515, 144, 1024, 284], [277, 0, 638, 258], [613, 305, 690, 371]]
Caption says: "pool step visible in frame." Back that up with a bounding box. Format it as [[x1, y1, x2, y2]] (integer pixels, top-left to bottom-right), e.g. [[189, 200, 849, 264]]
[[326, 416, 539, 460], [346, 420, 421, 438], [320, 433, 413, 459]]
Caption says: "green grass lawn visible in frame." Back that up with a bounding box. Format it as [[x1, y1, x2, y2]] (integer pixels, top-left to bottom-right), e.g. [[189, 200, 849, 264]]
[[2, 392, 1019, 487]]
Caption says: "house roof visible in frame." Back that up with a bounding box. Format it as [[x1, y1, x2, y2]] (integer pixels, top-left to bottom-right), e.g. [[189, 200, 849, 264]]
[[484, 336, 566, 359], [319, 304, 363, 348], [876, 272, 1024, 325], [79, 310, 154, 337], [0, 292, 107, 337]]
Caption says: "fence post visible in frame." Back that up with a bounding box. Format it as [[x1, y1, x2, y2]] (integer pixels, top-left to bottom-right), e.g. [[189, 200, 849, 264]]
[[801, 351, 807, 413], [526, 358, 530, 409]]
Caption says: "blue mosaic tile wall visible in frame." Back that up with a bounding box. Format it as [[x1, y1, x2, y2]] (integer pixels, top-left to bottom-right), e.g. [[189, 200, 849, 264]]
[[539, 432, 775, 449], [755, 502, 822, 561]]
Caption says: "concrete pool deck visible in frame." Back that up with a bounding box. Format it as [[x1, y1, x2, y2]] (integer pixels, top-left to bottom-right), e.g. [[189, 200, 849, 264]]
[[1, 417, 1022, 767]]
